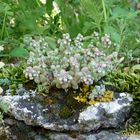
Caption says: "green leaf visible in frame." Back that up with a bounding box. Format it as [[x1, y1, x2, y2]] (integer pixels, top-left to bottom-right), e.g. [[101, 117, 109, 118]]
[[104, 25, 121, 43], [103, 81, 114, 86], [45, 37, 56, 50], [111, 7, 137, 19], [9, 47, 28, 58], [55, 0, 64, 7], [83, 22, 94, 34], [132, 64, 140, 72], [46, 0, 53, 16], [0, 101, 9, 113], [81, 0, 102, 22], [0, 78, 10, 86], [0, 3, 11, 13]]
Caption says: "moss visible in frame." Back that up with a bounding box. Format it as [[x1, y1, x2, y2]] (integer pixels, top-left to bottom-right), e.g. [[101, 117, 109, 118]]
[[59, 90, 86, 119], [105, 69, 140, 133], [69, 132, 79, 138], [47, 87, 86, 119], [66, 92, 84, 107], [122, 122, 140, 136], [34, 94, 57, 106], [59, 105, 72, 119]]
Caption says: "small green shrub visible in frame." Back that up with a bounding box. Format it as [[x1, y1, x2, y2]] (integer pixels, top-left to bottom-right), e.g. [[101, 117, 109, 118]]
[[0, 64, 30, 94]]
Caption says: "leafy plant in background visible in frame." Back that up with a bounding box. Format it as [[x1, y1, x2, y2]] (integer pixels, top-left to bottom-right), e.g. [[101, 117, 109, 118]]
[[0, 0, 64, 38], [0, 0, 39, 60], [67, 0, 140, 65], [0, 0, 64, 60], [80, 0, 105, 34], [56, 0, 140, 65], [105, 0, 140, 65], [54, 0, 84, 37], [0, 0, 47, 38]]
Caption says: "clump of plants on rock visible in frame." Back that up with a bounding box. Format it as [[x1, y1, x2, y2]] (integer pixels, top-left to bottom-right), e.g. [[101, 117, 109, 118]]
[[23, 32, 119, 92], [0, 0, 140, 136]]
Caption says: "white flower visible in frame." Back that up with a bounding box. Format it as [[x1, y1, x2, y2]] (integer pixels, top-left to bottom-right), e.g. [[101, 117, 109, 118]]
[[53, 1, 60, 14], [0, 62, 5, 68], [0, 87, 3, 94], [93, 31, 99, 37], [0, 45, 4, 51], [10, 18, 15, 27], [40, 0, 46, 5]]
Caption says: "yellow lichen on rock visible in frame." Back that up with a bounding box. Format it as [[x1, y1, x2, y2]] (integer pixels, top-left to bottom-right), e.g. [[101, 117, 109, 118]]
[[74, 84, 114, 105]]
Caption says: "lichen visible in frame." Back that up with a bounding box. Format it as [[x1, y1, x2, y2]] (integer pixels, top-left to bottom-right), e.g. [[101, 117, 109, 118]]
[[74, 84, 114, 105], [88, 90, 114, 105]]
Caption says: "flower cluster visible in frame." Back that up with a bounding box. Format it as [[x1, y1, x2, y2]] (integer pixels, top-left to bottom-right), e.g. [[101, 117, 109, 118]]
[[58, 33, 71, 47], [74, 33, 84, 48], [101, 34, 112, 46], [24, 33, 118, 91]]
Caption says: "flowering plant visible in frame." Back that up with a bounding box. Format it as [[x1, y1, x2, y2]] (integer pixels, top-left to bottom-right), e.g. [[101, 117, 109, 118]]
[[24, 32, 118, 91]]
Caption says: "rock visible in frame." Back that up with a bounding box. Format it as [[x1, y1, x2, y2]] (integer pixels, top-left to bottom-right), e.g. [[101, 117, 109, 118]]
[[49, 134, 75, 140], [4, 118, 16, 125], [48, 131, 138, 140], [2, 118, 140, 140], [127, 136, 140, 140], [0, 91, 132, 132], [78, 92, 132, 131], [94, 131, 124, 140], [79, 135, 97, 140]]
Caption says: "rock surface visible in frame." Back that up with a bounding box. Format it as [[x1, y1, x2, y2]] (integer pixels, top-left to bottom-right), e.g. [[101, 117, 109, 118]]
[[78, 92, 132, 131], [49, 131, 124, 140], [2, 118, 140, 140], [0, 91, 132, 132]]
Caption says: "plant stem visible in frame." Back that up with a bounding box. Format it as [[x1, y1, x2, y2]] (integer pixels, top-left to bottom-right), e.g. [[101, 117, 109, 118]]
[[102, 0, 107, 23], [1, 12, 7, 40], [35, 0, 41, 7]]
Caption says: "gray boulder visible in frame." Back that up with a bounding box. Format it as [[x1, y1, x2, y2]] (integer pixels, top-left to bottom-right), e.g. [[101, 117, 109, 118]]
[[0, 91, 132, 132]]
